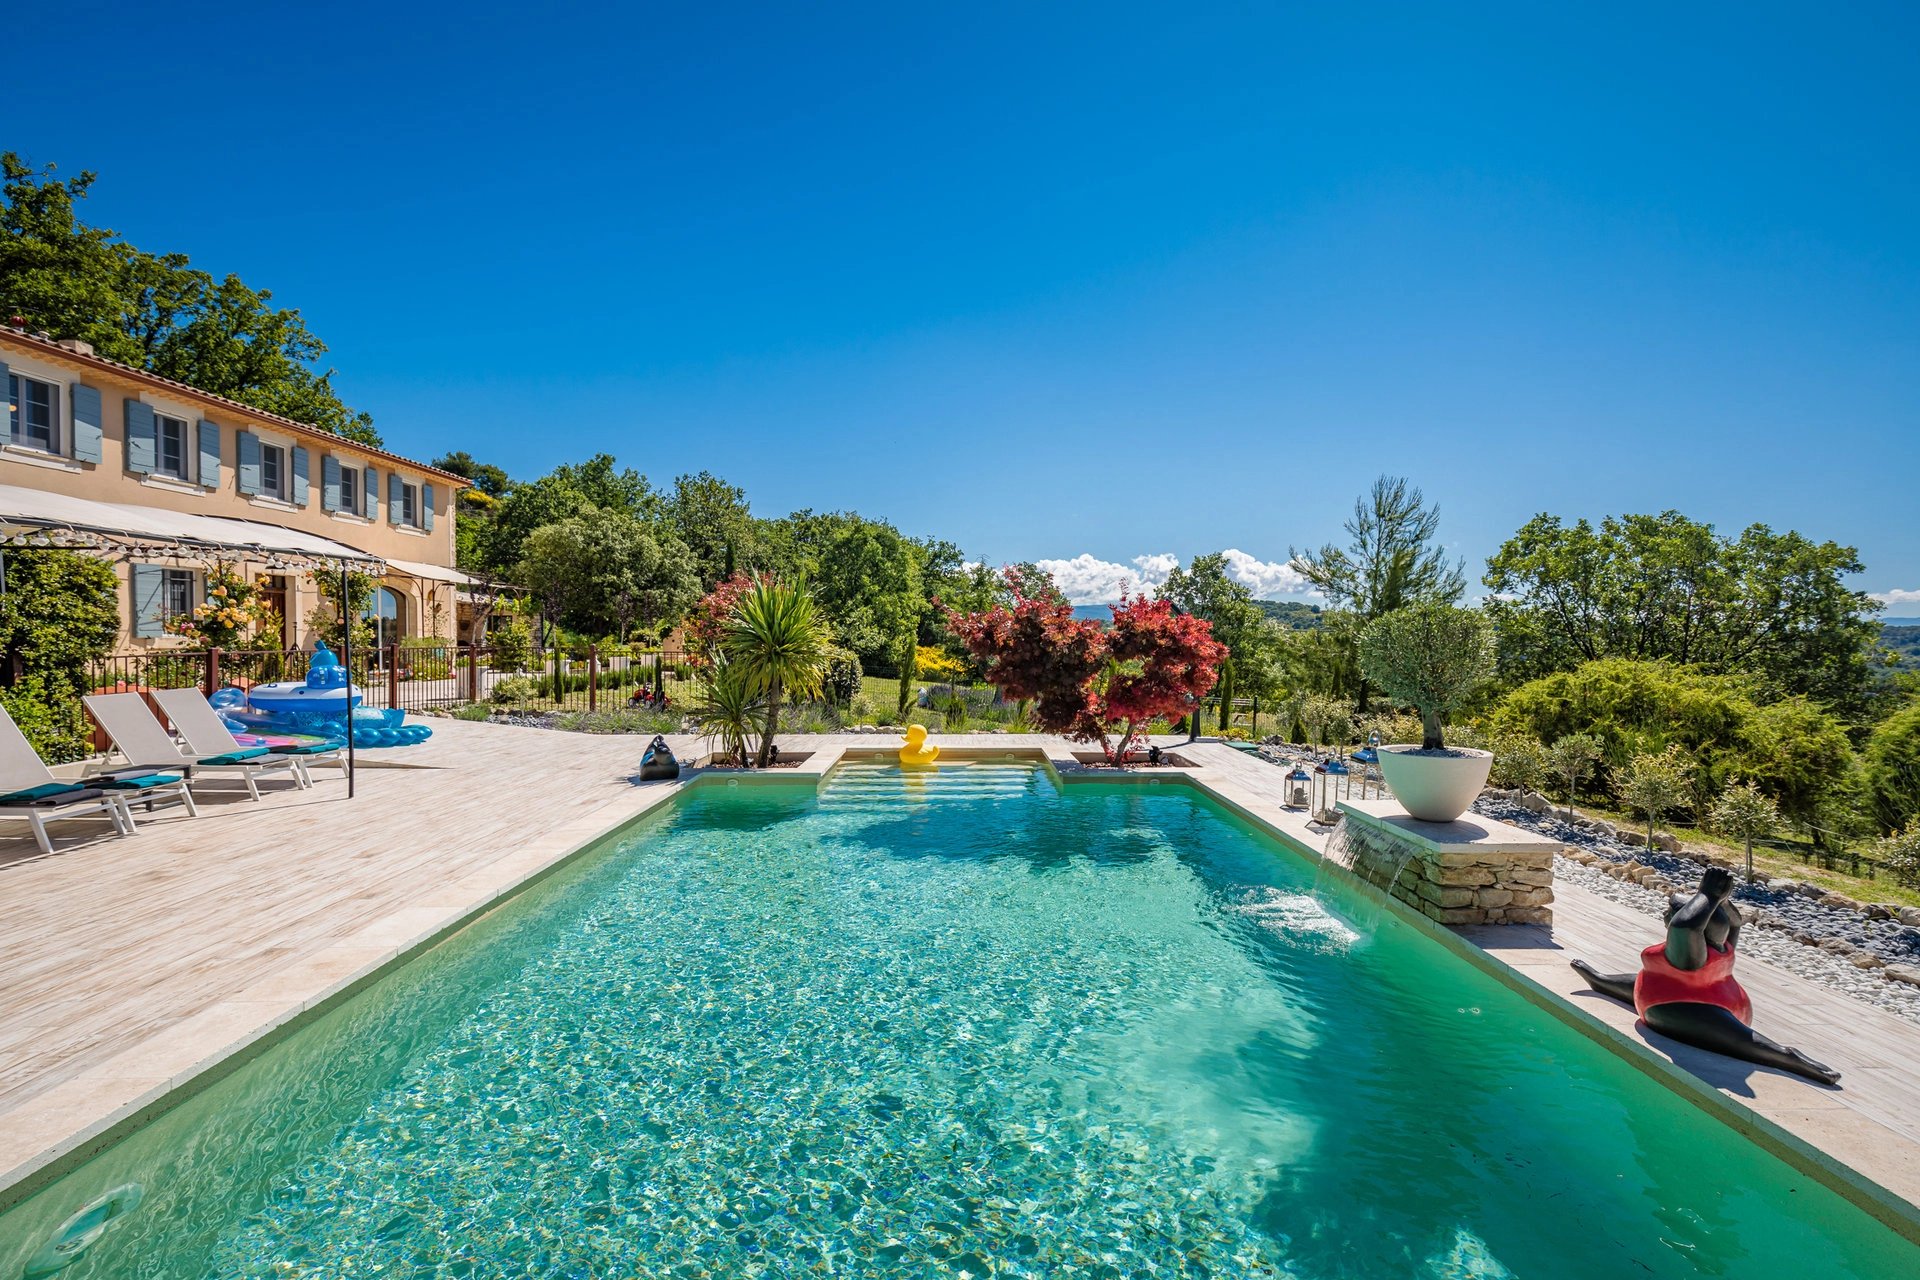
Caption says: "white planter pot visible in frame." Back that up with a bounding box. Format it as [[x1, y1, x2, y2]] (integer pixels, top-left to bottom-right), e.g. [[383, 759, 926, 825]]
[[1375, 745, 1493, 823]]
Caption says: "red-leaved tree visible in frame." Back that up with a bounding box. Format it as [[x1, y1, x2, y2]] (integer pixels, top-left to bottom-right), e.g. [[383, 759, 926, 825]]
[[682, 572, 755, 664], [947, 570, 1226, 760]]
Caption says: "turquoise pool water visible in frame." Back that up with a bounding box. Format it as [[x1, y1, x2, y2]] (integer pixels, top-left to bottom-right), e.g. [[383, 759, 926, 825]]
[[2, 762, 1914, 1278]]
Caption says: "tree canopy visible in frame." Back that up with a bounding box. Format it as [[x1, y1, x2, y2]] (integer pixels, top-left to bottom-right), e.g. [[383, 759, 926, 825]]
[[1291, 475, 1465, 620], [1482, 510, 1881, 716], [1, 153, 377, 444]]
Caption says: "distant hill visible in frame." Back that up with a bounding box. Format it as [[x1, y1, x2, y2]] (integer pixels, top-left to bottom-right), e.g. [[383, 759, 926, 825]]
[[1884, 624, 1920, 672], [1884, 617, 1920, 627], [1257, 600, 1323, 629], [1071, 600, 1324, 628]]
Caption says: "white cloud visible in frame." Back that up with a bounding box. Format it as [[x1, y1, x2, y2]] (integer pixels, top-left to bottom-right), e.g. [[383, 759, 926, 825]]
[[1871, 589, 1920, 610], [1220, 548, 1312, 599], [1033, 553, 1178, 604], [1031, 550, 1315, 604]]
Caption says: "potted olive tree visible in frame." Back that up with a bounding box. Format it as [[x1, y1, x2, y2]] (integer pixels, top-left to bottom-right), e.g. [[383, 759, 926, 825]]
[[1357, 603, 1496, 822]]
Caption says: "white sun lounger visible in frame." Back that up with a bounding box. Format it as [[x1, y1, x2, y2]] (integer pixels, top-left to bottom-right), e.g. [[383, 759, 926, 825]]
[[0, 704, 138, 854], [83, 692, 304, 800], [151, 687, 346, 787]]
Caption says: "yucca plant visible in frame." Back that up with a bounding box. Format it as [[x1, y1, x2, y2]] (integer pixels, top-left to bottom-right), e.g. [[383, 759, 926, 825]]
[[690, 661, 764, 767], [722, 578, 831, 766]]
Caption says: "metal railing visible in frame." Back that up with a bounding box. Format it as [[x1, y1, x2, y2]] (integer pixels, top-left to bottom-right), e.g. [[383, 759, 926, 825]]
[[87, 645, 703, 719]]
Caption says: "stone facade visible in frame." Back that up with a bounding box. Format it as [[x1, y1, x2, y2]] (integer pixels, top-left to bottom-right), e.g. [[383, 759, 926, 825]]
[[1332, 799, 1558, 926]]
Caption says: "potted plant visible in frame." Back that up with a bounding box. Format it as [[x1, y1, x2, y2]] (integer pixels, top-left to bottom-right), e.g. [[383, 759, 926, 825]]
[[1356, 603, 1496, 822]]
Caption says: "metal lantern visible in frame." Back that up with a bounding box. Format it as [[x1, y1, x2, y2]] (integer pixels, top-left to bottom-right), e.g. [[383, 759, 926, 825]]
[[1285, 766, 1311, 809], [1325, 756, 1351, 805], [1312, 762, 1331, 819], [1352, 746, 1378, 799]]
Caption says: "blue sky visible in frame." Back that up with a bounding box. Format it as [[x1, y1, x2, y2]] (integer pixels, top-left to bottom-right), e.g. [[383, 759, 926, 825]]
[[11, 3, 1919, 605]]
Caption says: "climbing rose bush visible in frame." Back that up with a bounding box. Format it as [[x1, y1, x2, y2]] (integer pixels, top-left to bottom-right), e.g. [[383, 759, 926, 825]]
[[947, 569, 1225, 760]]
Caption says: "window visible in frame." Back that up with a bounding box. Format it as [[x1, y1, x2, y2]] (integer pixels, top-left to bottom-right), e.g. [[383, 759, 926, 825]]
[[400, 482, 419, 527], [260, 443, 285, 498], [7, 374, 60, 453], [155, 413, 189, 480], [339, 464, 360, 515], [162, 569, 197, 623]]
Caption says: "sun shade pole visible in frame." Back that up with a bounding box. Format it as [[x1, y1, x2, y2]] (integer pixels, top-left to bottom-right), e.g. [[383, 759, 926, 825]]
[[340, 558, 357, 799]]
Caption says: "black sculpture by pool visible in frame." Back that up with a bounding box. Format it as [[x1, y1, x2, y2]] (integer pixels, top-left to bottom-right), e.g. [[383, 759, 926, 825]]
[[1571, 867, 1841, 1086], [638, 735, 680, 782]]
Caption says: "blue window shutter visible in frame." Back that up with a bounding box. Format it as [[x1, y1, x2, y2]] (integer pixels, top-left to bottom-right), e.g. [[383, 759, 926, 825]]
[[365, 466, 380, 522], [291, 445, 310, 506], [131, 564, 165, 638], [70, 384, 104, 462], [322, 455, 342, 511], [388, 472, 403, 524], [198, 420, 223, 487], [125, 400, 156, 474], [423, 482, 436, 532], [235, 430, 261, 495], [0, 360, 9, 440]]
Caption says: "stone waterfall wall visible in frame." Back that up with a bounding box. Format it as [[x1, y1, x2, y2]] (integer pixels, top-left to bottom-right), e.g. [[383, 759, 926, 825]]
[[1333, 803, 1556, 927]]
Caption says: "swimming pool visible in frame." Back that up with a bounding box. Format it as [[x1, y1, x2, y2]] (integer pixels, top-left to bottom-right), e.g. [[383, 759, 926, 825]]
[[2, 761, 1914, 1277]]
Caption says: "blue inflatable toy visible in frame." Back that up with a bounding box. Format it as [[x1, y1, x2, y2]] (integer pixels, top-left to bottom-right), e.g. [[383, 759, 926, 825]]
[[214, 643, 432, 749]]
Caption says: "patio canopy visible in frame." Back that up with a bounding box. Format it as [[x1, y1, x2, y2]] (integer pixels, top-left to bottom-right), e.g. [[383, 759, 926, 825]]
[[0, 483, 383, 569], [382, 556, 482, 587]]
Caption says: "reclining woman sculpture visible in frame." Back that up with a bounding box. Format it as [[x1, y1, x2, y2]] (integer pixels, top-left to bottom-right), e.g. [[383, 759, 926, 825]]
[[1571, 867, 1840, 1086]]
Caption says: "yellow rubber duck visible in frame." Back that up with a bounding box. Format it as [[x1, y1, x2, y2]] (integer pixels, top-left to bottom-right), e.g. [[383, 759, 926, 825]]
[[899, 723, 940, 766]]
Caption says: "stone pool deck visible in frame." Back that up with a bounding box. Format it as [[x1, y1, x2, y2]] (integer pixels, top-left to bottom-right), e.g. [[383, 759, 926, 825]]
[[1, 725, 1916, 1237]]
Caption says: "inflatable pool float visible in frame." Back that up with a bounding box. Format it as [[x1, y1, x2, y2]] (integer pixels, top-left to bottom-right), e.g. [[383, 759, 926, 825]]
[[247, 642, 361, 714], [211, 643, 432, 749], [899, 723, 939, 766]]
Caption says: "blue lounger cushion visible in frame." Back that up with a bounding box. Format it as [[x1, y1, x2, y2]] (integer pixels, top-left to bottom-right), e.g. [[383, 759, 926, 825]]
[[1, 786, 107, 807], [98, 773, 184, 790], [0, 782, 89, 804], [196, 748, 273, 765]]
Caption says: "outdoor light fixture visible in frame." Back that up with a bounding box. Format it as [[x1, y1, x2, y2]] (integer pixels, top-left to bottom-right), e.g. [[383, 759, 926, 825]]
[[1285, 766, 1310, 809]]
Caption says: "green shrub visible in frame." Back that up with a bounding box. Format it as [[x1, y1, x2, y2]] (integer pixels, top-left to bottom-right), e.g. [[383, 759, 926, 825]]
[[1866, 700, 1920, 835], [0, 550, 120, 762], [824, 649, 863, 706], [451, 703, 492, 721], [488, 619, 533, 672], [1878, 825, 1920, 890], [492, 675, 538, 704]]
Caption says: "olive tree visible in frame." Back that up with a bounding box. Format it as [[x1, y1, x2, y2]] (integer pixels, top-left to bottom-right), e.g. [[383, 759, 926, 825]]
[[1621, 747, 1692, 852], [1708, 781, 1779, 883], [1546, 732, 1605, 819], [1356, 604, 1495, 750]]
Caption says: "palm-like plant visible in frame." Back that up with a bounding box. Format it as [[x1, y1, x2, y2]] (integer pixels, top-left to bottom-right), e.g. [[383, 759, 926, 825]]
[[722, 578, 831, 766], [690, 660, 764, 767]]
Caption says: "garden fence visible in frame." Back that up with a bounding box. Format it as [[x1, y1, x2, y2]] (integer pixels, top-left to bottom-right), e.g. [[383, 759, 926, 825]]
[[86, 644, 701, 731]]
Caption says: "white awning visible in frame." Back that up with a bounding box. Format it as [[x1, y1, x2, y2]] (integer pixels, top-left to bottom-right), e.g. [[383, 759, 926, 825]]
[[381, 556, 483, 587], [0, 483, 384, 567]]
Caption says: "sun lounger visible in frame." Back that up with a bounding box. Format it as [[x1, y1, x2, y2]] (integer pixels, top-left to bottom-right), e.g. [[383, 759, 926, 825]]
[[0, 704, 138, 854], [83, 692, 304, 800], [152, 688, 346, 787]]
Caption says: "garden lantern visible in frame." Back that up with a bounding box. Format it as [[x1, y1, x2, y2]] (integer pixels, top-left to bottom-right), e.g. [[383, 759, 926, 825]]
[[1285, 766, 1311, 809], [1325, 756, 1351, 805], [1352, 745, 1378, 799], [1312, 762, 1331, 820]]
